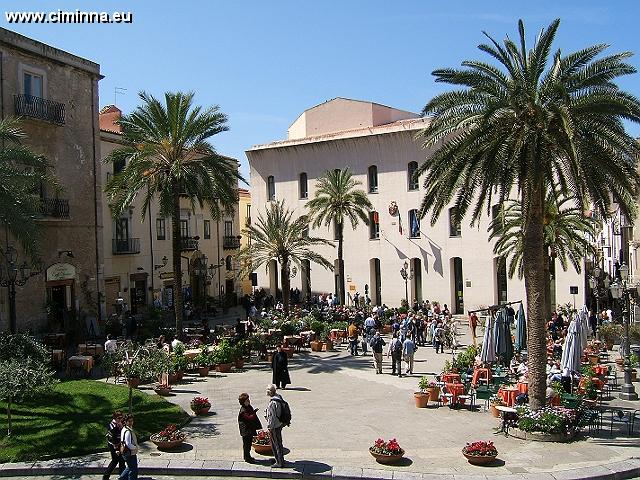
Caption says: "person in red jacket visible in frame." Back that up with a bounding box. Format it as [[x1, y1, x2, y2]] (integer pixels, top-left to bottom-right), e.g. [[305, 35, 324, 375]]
[[237, 393, 262, 463]]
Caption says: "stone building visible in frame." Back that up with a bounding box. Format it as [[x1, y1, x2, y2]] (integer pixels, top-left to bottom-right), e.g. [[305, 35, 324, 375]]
[[99, 106, 242, 316], [238, 188, 253, 295], [0, 28, 103, 332], [246, 97, 589, 312]]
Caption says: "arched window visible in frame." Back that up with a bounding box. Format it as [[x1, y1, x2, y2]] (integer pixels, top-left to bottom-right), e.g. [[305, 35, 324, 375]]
[[299, 172, 308, 199], [226, 255, 233, 271], [368, 165, 378, 193], [409, 209, 420, 238], [407, 161, 419, 190], [267, 175, 275, 200]]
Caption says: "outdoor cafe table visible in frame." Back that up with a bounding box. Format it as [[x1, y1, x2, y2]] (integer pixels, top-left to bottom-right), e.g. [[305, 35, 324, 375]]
[[284, 335, 302, 351], [594, 365, 609, 376], [78, 343, 104, 357], [67, 355, 94, 375], [445, 382, 465, 404], [517, 381, 528, 394], [498, 386, 519, 407], [329, 329, 346, 343], [442, 373, 461, 384]]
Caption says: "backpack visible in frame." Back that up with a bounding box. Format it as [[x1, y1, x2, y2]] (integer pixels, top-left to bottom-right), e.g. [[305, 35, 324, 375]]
[[273, 398, 292, 426], [392, 338, 402, 354]]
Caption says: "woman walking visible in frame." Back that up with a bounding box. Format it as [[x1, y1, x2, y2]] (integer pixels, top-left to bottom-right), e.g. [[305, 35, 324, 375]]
[[119, 414, 138, 480], [103, 411, 125, 479], [237, 393, 263, 463]]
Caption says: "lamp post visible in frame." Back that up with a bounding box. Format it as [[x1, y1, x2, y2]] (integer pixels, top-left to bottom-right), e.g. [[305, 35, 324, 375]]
[[609, 262, 638, 401], [399, 261, 413, 306], [0, 246, 41, 333], [588, 266, 610, 337]]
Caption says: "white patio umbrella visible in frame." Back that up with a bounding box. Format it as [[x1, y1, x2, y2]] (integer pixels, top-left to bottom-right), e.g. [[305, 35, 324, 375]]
[[481, 312, 497, 364], [560, 316, 582, 375], [578, 305, 589, 350]]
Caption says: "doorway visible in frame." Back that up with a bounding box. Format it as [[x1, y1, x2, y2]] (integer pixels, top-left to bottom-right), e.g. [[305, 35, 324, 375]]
[[452, 257, 464, 314], [411, 258, 422, 304], [369, 258, 381, 306], [496, 257, 508, 305]]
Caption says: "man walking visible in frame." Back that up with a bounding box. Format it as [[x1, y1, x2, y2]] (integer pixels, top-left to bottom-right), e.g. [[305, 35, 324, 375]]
[[370, 331, 386, 374], [348, 319, 359, 356], [402, 336, 416, 375], [266, 384, 287, 468], [387, 333, 403, 376]]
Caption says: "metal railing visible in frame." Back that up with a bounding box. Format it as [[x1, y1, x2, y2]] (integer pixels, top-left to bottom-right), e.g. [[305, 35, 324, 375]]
[[181, 236, 199, 251], [39, 197, 70, 218], [223, 236, 241, 250], [14, 94, 65, 125], [112, 238, 141, 255]]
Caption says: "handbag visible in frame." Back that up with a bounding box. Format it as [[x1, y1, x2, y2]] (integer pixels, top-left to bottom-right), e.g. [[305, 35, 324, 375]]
[[119, 427, 131, 455]]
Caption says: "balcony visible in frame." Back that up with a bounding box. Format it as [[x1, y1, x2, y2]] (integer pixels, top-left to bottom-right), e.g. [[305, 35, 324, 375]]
[[14, 95, 65, 125], [223, 235, 241, 250], [181, 236, 199, 251], [112, 238, 141, 255], [39, 197, 70, 218]]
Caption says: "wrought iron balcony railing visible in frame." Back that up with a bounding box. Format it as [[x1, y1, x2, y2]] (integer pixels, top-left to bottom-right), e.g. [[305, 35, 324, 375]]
[[39, 197, 70, 218], [14, 94, 65, 125], [181, 236, 199, 251], [112, 238, 141, 255], [223, 235, 241, 250]]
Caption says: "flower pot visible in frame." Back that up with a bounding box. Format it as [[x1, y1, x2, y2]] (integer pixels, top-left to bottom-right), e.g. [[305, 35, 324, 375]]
[[126, 378, 140, 389], [150, 435, 185, 450], [369, 449, 405, 464], [252, 443, 273, 456], [198, 366, 210, 377], [414, 392, 429, 408], [632, 370, 637, 382], [463, 452, 497, 465], [426, 386, 440, 402], [154, 386, 172, 396], [192, 406, 210, 415], [310, 341, 323, 352], [323, 340, 334, 351], [235, 358, 245, 369], [167, 373, 180, 384], [177, 371, 184, 382], [490, 405, 500, 418], [217, 363, 232, 373]]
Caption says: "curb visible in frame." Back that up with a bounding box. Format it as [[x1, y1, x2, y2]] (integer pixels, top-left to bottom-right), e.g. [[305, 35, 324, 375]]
[[1, 457, 639, 480]]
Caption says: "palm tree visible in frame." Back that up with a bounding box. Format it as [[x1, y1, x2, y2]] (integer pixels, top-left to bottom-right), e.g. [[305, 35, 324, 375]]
[[237, 200, 333, 314], [105, 91, 242, 334], [0, 117, 56, 259], [306, 168, 373, 304], [416, 19, 640, 409], [489, 191, 599, 319]]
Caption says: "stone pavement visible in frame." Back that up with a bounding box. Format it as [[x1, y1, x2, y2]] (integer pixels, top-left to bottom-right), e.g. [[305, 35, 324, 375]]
[[3, 323, 640, 479]]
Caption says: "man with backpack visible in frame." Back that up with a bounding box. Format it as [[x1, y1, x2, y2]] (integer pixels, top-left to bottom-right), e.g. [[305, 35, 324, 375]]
[[387, 333, 403, 377], [266, 384, 290, 468], [369, 331, 386, 374]]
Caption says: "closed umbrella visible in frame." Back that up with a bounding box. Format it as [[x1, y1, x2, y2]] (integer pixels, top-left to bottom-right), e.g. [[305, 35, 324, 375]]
[[494, 309, 514, 365], [481, 312, 497, 364], [560, 317, 581, 375], [515, 302, 527, 352], [578, 305, 589, 351]]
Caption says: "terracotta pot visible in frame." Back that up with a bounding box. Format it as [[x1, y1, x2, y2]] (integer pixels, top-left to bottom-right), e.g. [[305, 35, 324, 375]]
[[322, 340, 334, 351], [310, 341, 323, 352], [369, 449, 405, 464], [177, 371, 184, 381], [463, 452, 497, 465], [217, 363, 232, 373], [126, 378, 140, 389], [167, 373, 179, 384], [198, 366, 210, 377], [154, 386, 172, 396], [282, 347, 294, 358], [426, 386, 440, 402], [490, 405, 500, 418], [150, 435, 185, 450], [235, 358, 245, 369], [192, 406, 210, 415], [252, 443, 273, 456], [632, 370, 637, 382], [414, 392, 429, 408]]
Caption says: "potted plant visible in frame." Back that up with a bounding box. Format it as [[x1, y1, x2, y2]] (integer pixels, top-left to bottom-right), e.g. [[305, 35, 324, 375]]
[[599, 323, 622, 350], [232, 341, 246, 369], [414, 376, 430, 408], [252, 429, 273, 455], [425, 379, 441, 402], [154, 382, 172, 396], [214, 339, 234, 372], [630, 353, 639, 382], [190, 396, 211, 415], [489, 395, 504, 418], [150, 423, 186, 449], [369, 438, 405, 464], [194, 349, 210, 377], [309, 320, 325, 351], [462, 441, 498, 465]]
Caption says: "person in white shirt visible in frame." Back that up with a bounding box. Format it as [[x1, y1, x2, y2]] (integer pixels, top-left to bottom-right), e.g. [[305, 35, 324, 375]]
[[104, 334, 118, 353], [119, 414, 138, 479]]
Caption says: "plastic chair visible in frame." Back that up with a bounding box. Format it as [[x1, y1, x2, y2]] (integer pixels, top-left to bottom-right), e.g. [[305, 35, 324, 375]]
[[474, 386, 492, 411]]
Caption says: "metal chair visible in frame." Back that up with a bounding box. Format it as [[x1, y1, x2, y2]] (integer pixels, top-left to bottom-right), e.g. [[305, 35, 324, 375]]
[[610, 409, 636, 436], [474, 386, 492, 411]]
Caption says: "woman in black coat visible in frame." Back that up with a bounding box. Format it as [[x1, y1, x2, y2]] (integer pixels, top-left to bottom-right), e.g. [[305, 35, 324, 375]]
[[271, 345, 291, 389], [238, 393, 262, 463]]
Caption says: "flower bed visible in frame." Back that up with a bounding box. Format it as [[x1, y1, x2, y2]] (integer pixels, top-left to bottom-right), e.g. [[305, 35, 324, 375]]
[[516, 406, 578, 436]]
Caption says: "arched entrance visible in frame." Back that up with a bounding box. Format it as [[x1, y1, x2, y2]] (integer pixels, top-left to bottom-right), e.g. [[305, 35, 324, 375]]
[[410, 258, 422, 304], [369, 258, 381, 306], [451, 257, 464, 314]]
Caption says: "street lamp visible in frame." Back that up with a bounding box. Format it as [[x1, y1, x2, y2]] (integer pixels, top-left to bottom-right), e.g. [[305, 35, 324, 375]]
[[0, 246, 41, 333], [609, 262, 638, 401], [399, 261, 413, 306]]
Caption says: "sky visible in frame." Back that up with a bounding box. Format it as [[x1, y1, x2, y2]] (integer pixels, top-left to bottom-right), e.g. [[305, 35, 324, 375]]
[[3, 1, 640, 181]]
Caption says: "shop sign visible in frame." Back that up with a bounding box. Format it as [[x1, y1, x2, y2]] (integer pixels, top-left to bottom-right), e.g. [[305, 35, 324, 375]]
[[46, 263, 76, 281]]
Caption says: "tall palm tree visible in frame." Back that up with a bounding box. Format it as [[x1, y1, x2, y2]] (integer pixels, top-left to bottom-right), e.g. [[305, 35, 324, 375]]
[[105, 91, 242, 334], [416, 19, 640, 409], [0, 117, 56, 259], [237, 200, 333, 314], [306, 168, 373, 304], [489, 191, 599, 319]]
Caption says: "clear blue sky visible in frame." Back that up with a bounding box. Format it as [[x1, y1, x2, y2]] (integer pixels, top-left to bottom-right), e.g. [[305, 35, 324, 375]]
[[3, 1, 640, 180]]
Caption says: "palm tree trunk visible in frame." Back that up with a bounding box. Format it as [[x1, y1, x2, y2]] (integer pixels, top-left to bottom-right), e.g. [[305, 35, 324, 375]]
[[522, 182, 548, 410], [171, 184, 184, 336], [338, 222, 345, 305], [281, 257, 291, 315], [544, 253, 552, 321]]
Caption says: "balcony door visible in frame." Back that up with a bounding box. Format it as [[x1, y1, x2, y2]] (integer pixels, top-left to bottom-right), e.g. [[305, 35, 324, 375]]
[[115, 218, 129, 253]]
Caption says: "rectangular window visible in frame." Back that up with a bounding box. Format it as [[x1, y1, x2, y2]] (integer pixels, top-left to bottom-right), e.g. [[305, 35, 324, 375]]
[[156, 218, 166, 240], [409, 209, 420, 238], [299, 172, 308, 199], [449, 207, 462, 237], [369, 211, 380, 239], [368, 165, 378, 193], [115, 218, 129, 242], [180, 219, 189, 239], [246, 204, 251, 225], [267, 176, 276, 200], [408, 162, 419, 190], [224, 221, 233, 237], [204, 220, 211, 239], [24, 71, 43, 98]]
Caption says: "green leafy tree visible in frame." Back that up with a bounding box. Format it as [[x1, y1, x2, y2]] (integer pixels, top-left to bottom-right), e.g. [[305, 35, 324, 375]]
[[237, 200, 333, 314], [489, 191, 599, 319], [416, 19, 640, 409], [306, 168, 373, 305], [0, 117, 58, 259], [0, 334, 57, 436], [104, 92, 243, 334]]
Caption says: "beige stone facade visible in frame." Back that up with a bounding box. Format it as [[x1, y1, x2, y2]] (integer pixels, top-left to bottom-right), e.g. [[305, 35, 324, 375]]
[[0, 28, 103, 332], [100, 107, 242, 316], [247, 98, 588, 312], [238, 188, 253, 295]]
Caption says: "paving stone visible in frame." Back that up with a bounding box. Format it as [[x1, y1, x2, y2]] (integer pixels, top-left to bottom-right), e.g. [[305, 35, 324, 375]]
[[201, 459, 234, 475], [361, 468, 393, 480], [422, 475, 454, 480], [333, 466, 363, 480], [392, 471, 423, 480], [552, 466, 615, 480], [300, 461, 333, 479], [232, 461, 273, 478], [166, 458, 205, 473]]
